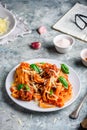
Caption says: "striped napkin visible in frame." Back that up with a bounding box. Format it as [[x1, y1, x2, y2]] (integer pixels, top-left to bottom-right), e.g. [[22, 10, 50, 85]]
[[0, 3, 31, 45]]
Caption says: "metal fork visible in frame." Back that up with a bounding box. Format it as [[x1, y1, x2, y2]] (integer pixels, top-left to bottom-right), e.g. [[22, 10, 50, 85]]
[[69, 93, 87, 119]]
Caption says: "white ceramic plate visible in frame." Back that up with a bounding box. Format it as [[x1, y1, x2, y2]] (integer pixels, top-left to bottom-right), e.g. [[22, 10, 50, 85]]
[[0, 7, 16, 39], [5, 58, 80, 112]]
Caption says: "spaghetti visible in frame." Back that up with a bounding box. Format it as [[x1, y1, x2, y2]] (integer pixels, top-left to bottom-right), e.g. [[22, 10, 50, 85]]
[[10, 62, 72, 108]]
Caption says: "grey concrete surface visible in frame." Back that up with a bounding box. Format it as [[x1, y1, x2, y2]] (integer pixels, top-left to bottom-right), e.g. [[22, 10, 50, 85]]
[[0, 0, 87, 130]]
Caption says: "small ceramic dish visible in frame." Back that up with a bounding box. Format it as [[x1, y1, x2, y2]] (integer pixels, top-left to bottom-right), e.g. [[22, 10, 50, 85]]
[[0, 7, 16, 39], [80, 49, 87, 67], [53, 34, 75, 53]]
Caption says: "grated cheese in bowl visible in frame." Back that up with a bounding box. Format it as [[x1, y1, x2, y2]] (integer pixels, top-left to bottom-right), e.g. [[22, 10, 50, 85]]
[[0, 17, 9, 35]]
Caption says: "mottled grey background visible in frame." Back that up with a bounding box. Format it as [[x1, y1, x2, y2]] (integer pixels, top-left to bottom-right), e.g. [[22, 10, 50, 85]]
[[0, 0, 87, 130]]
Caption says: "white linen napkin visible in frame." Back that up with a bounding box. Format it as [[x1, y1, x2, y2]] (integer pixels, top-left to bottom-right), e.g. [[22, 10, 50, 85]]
[[0, 3, 31, 45], [53, 3, 87, 42]]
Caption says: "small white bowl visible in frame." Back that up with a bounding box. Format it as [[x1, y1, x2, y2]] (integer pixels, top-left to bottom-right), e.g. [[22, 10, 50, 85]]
[[80, 49, 87, 67], [53, 34, 75, 53], [0, 7, 16, 39]]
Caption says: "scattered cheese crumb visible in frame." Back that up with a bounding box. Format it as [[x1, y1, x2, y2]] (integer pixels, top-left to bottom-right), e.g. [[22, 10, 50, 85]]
[[53, 118, 57, 123], [17, 118, 22, 125]]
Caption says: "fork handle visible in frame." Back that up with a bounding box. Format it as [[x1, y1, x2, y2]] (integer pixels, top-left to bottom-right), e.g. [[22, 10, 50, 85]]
[[69, 93, 87, 119]]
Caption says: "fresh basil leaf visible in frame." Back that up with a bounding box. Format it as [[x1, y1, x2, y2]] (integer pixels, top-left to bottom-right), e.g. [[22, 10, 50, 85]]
[[30, 64, 41, 73], [40, 62, 45, 64], [58, 76, 68, 89], [50, 90, 53, 95], [25, 85, 30, 91], [61, 64, 69, 74], [18, 84, 24, 90]]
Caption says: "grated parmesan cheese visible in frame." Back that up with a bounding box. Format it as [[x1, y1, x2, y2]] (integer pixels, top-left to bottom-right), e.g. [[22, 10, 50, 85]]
[[17, 118, 22, 125], [0, 17, 9, 35]]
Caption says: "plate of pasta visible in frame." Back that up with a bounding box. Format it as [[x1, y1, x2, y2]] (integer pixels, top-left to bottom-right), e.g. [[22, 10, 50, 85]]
[[5, 58, 80, 112]]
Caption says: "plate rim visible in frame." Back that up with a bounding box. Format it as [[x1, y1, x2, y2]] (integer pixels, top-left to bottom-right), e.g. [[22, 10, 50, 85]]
[[5, 58, 81, 112]]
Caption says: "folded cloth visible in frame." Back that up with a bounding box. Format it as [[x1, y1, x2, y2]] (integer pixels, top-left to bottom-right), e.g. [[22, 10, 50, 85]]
[[53, 3, 87, 42], [0, 3, 31, 45]]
